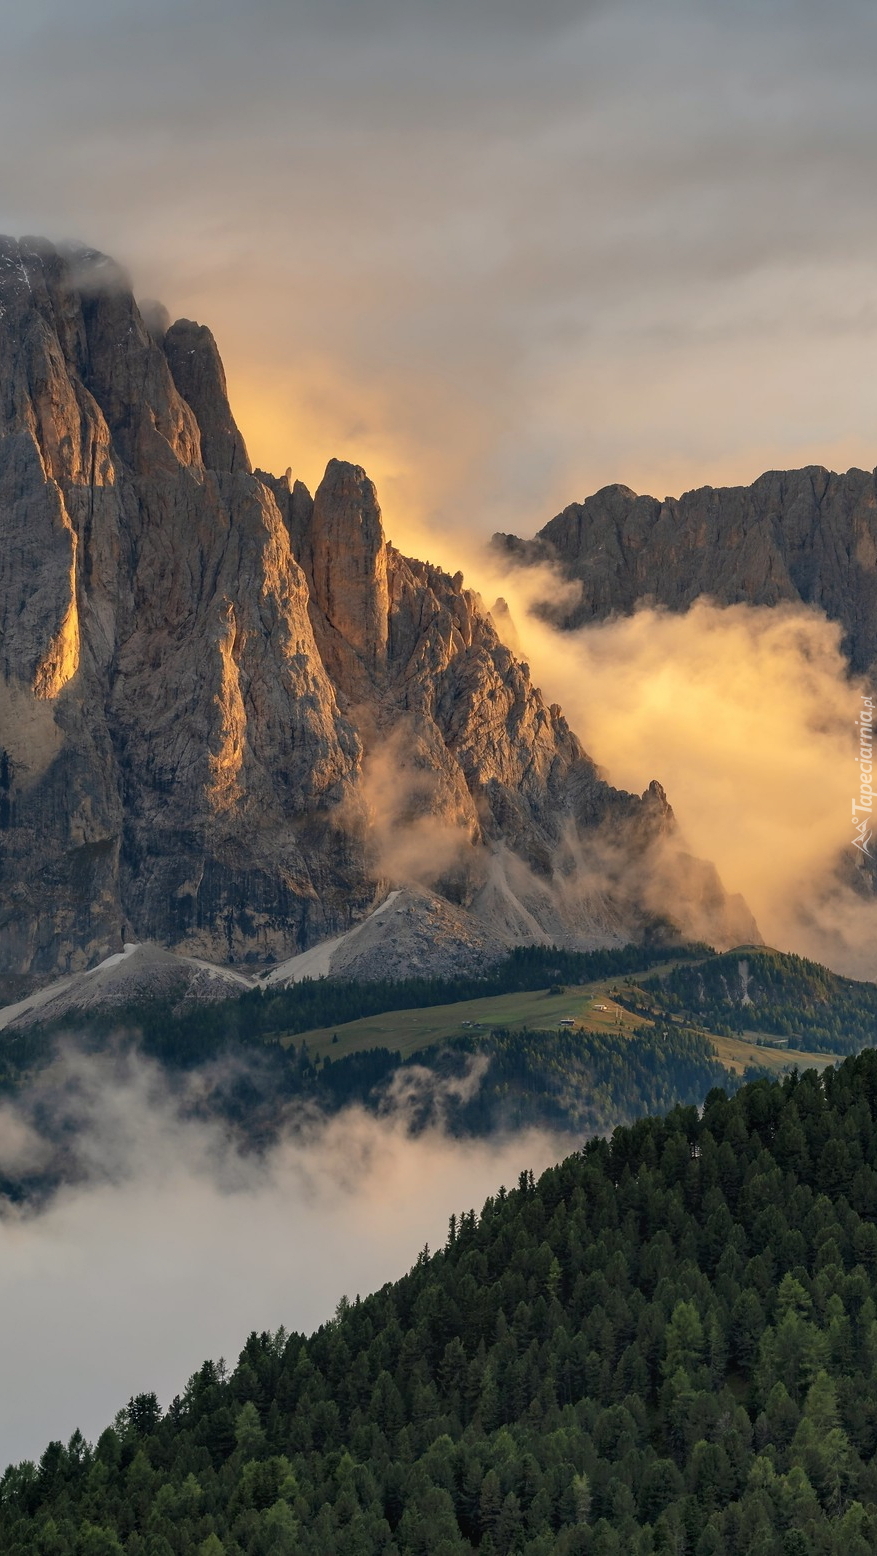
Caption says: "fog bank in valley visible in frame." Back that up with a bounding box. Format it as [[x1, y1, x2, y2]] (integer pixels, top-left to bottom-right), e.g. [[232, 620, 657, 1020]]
[[0, 1051, 572, 1469]]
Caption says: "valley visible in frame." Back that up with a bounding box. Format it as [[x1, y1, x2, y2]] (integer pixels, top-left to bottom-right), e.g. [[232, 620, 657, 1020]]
[[0, 939, 857, 1217]]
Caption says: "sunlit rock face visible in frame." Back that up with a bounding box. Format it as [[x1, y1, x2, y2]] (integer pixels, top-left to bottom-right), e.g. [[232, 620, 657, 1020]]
[[0, 238, 362, 977], [494, 472, 877, 674], [0, 238, 755, 982]]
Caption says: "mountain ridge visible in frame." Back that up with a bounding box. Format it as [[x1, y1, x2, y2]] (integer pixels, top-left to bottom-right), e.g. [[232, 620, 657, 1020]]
[[493, 465, 877, 672]]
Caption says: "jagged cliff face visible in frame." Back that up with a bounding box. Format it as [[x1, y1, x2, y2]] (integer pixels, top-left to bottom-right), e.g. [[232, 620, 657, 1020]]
[[0, 238, 754, 981], [494, 469, 877, 673]]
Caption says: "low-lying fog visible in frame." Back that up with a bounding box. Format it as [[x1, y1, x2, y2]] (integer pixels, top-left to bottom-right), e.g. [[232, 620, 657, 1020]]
[[0, 1049, 572, 1469]]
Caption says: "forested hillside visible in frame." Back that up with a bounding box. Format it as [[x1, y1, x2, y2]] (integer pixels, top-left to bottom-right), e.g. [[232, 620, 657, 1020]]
[[405, 1024, 736, 1136], [635, 949, 877, 1052], [7, 1053, 877, 1553]]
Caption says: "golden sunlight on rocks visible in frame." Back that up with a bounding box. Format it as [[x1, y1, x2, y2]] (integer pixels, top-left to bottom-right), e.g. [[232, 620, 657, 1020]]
[[33, 593, 80, 701]]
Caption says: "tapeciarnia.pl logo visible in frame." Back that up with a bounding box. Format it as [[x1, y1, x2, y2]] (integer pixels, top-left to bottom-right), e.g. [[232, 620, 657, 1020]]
[[852, 694, 875, 857]]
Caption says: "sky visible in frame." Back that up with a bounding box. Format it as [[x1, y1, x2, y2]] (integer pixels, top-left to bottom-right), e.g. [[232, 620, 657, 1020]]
[[2, 0, 877, 539]]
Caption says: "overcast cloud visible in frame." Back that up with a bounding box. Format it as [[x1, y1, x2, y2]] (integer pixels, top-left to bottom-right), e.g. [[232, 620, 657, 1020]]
[[1, 0, 876, 536]]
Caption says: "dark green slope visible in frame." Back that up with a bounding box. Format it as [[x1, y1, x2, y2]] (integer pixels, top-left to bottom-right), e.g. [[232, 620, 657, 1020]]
[[9, 1054, 877, 1553], [633, 947, 877, 1052]]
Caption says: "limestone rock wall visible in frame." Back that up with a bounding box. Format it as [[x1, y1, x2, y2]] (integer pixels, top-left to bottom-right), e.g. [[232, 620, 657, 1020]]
[[0, 238, 753, 981]]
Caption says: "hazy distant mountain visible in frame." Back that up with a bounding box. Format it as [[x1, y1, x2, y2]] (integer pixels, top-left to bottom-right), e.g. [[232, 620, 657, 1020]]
[[0, 238, 754, 987], [494, 467, 877, 671]]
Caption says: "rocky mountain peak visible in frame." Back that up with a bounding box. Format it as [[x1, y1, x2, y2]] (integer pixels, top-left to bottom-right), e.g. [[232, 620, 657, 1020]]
[[163, 318, 252, 476], [303, 458, 390, 673], [0, 237, 756, 986]]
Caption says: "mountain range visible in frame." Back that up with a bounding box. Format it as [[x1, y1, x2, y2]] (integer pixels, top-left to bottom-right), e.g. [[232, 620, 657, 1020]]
[[0, 237, 754, 992]]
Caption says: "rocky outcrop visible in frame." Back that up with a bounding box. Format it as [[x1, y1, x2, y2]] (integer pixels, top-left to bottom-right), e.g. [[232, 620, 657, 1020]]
[[494, 468, 877, 672], [0, 238, 755, 983], [262, 888, 505, 986], [162, 318, 251, 475], [303, 459, 389, 674]]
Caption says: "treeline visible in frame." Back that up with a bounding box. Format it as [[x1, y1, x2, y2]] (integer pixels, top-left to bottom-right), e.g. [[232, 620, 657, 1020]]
[[10, 1052, 877, 1550], [409, 1023, 740, 1137], [634, 947, 877, 1053]]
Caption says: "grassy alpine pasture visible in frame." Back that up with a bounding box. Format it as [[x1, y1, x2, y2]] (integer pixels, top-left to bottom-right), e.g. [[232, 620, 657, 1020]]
[[708, 1028, 833, 1076], [281, 980, 639, 1061], [282, 961, 836, 1078]]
